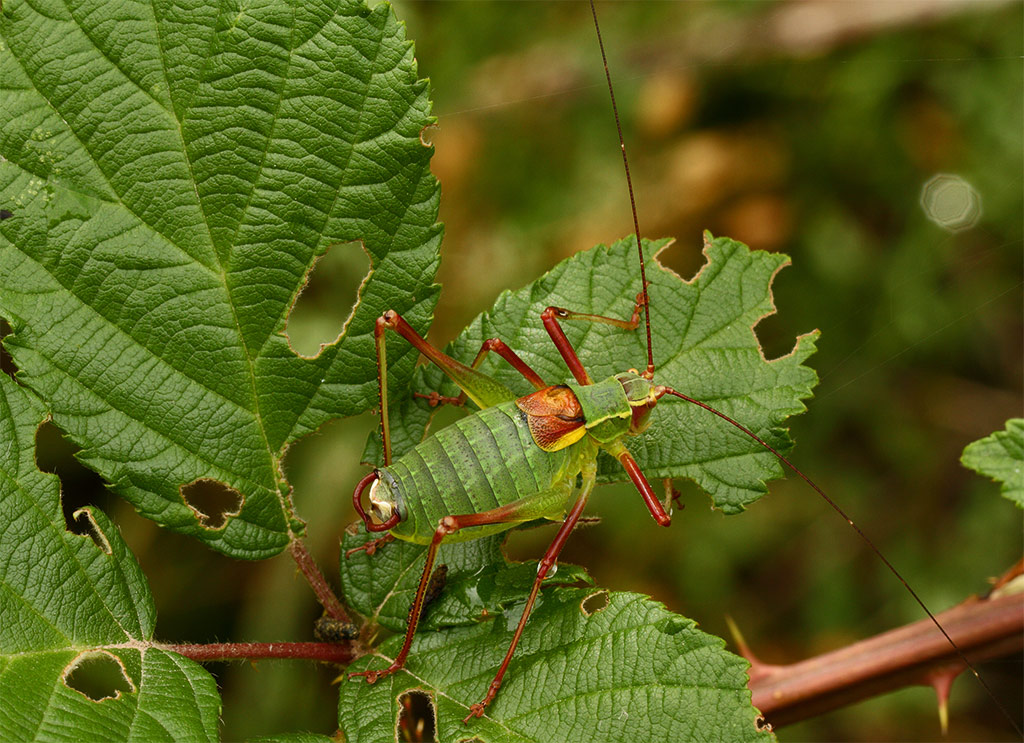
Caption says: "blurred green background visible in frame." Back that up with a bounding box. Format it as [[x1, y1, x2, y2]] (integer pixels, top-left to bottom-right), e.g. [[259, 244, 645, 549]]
[[40, 1, 1021, 740]]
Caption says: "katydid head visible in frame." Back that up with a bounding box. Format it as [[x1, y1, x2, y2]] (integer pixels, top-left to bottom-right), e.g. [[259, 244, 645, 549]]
[[615, 371, 660, 436]]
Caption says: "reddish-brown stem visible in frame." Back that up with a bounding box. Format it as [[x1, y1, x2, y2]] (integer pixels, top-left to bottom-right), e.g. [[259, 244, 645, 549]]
[[288, 538, 351, 625], [750, 589, 1024, 728], [990, 555, 1024, 593], [161, 641, 355, 665]]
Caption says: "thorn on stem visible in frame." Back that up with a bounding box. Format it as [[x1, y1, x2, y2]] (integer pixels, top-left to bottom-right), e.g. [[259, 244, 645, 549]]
[[926, 667, 961, 736], [726, 614, 782, 684]]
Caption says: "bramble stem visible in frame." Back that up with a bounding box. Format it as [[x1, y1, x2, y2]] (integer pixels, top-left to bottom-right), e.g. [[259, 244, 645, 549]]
[[288, 538, 351, 625], [750, 588, 1024, 728], [161, 641, 355, 665]]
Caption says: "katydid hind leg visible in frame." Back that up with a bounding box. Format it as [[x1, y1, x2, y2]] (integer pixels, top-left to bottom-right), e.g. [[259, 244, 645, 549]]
[[377, 310, 516, 416], [463, 466, 597, 722], [349, 498, 559, 686], [415, 336, 548, 409]]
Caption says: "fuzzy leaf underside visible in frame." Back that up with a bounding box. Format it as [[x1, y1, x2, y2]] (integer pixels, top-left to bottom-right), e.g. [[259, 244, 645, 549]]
[[402, 235, 818, 514], [0, 372, 219, 742], [961, 419, 1024, 508], [339, 588, 773, 743], [0, 0, 441, 558]]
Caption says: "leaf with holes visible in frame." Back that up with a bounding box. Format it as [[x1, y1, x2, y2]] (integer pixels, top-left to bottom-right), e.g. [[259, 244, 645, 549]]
[[399, 235, 818, 514], [961, 419, 1024, 508], [0, 372, 220, 742], [339, 588, 773, 742], [341, 527, 593, 633], [0, 0, 441, 558]]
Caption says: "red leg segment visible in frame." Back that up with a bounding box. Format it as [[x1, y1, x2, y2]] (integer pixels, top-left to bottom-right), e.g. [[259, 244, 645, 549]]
[[415, 337, 547, 409], [470, 338, 547, 390], [344, 532, 395, 558], [610, 444, 671, 527], [463, 465, 597, 722], [349, 499, 544, 686], [375, 310, 487, 465], [540, 290, 649, 386]]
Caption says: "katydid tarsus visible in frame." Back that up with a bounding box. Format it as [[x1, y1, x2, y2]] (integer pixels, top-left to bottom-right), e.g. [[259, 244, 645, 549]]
[[346, 0, 1019, 731]]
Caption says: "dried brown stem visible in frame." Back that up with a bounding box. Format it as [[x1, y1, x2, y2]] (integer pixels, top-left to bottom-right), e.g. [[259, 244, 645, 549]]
[[288, 537, 352, 625], [750, 589, 1024, 729], [161, 641, 356, 665]]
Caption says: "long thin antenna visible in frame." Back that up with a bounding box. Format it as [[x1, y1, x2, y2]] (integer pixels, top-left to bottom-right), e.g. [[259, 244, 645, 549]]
[[589, 1, 1018, 733], [660, 387, 1022, 736], [589, 0, 654, 378]]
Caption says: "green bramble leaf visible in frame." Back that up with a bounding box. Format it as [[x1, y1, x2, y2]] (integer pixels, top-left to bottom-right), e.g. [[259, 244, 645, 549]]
[[340, 588, 773, 743], [340, 526, 593, 633], [0, 0, 441, 559], [339, 527, 768, 741], [0, 372, 219, 742], [961, 419, 1024, 508]]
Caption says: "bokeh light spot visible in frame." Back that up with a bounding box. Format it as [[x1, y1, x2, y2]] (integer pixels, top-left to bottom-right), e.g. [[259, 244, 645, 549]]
[[920, 174, 981, 232]]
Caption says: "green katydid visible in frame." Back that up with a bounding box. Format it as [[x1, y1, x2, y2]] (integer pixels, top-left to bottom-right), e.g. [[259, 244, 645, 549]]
[[345, 0, 1017, 730]]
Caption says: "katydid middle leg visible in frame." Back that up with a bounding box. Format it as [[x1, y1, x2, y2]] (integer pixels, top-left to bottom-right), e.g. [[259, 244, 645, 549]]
[[373, 310, 543, 465], [540, 289, 647, 385], [537, 298, 672, 527]]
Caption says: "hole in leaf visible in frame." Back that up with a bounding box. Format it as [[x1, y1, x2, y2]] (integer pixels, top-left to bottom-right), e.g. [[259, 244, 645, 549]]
[[0, 319, 17, 379], [286, 240, 370, 358], [180, 478, 243, 530], [420, 123, 439, 148], [36, 421, 116, 533], [458, 739, 485, 743], [755, 714, 773, 733], [0, 208, 12, 219], [396, 689, 436, 742], [580, 590, 609, 616], [654, 238, 704, 289], [63, 651, 134, 701], [313, 615, 359, 643], [71, 508, 112, 554]]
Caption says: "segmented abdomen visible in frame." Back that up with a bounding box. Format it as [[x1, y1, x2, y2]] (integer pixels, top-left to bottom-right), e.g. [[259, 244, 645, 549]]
[[383, 400, 579, 544]]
